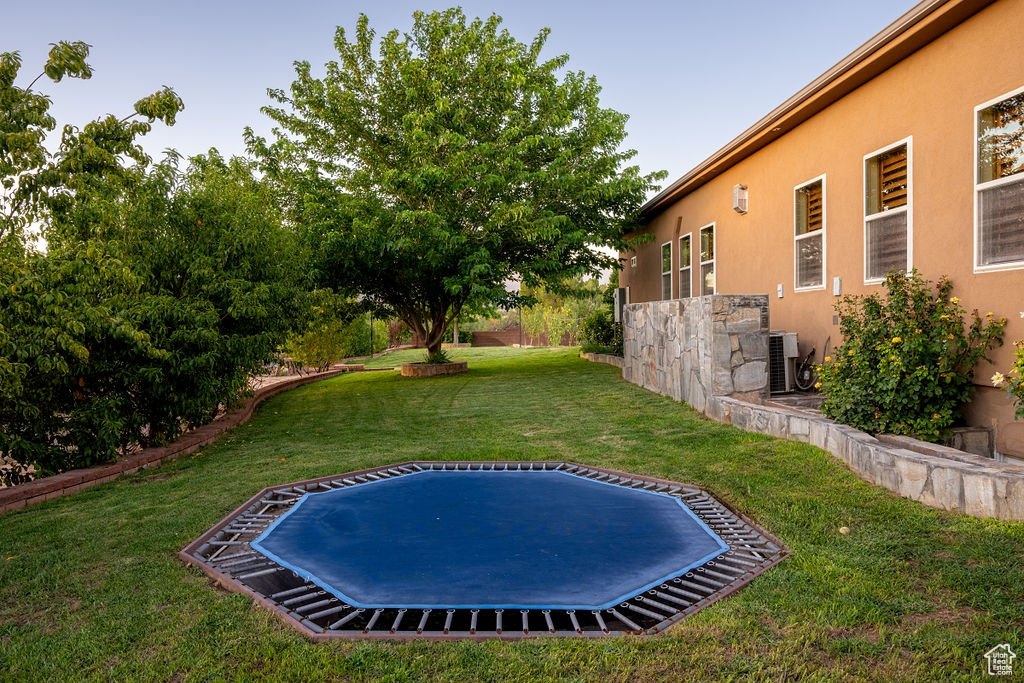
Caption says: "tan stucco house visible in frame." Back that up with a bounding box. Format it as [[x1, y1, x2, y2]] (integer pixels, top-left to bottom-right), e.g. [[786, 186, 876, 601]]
[[620, 0, 1024, 458]]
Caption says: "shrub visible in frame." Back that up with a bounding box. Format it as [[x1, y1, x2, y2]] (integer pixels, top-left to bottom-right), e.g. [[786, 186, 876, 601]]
[[424, 349, 451, 364], [579, 308, 623, 356], [819, 271, 1005, 442], [992, 338, 1024, 419]]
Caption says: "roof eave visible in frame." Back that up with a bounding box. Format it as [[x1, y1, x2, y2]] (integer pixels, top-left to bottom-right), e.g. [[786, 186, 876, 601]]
[[639, 0, 996, 221]]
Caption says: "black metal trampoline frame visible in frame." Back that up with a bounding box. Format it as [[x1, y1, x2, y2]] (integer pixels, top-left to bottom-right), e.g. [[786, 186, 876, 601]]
[[180, 461, 787, 640]]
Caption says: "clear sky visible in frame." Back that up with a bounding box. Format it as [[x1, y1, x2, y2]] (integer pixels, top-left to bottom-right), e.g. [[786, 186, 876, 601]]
[[3, 0, 921, 190]]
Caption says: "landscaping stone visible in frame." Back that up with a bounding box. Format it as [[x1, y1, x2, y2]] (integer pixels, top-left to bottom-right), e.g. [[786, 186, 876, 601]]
[[399, 361, 469, 377]]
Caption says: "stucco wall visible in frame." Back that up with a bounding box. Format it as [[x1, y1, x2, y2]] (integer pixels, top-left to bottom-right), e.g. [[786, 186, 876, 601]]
[[619, 0, 1024, 446]]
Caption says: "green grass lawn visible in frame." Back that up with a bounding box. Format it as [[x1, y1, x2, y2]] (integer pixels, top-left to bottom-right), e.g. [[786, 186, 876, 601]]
[[2, 348, 1022, 681], [346, 345, 533, 368]]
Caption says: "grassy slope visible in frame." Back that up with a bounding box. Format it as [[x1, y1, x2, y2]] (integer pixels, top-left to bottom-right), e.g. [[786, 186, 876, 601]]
[[1, 348, 1021, 681]]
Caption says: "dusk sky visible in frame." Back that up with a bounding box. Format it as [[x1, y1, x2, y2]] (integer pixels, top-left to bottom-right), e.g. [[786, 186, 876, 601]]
[[3, 0, 920, 190]]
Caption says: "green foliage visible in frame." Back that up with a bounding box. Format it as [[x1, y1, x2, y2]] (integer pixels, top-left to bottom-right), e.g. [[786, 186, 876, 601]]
[[424, 349, 451, 364], [819, 271, 1005, 442], [0, 41, 181, 253], [284, 290, 356, 372], [992, 339, 1024, 419], [520, 278, 603, 346], [0, 44, 303, 474], [249, 9, 664, 354], [339, 313, 389, 358], [580, 308, 623, 355]]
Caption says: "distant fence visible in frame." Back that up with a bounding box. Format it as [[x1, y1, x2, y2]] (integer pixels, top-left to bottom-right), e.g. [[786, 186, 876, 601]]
[[471, 328, 573, 347]]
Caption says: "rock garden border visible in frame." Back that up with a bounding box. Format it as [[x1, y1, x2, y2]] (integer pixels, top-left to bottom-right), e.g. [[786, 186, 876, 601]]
[[400, 361, 468, 377]]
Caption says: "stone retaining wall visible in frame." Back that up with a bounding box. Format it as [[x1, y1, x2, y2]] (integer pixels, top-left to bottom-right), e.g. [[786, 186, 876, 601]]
[[579, 352, 624, 368], [610, 295, 1024, 521], [0, 369, 348, 515], [622, 295, 770, 408]]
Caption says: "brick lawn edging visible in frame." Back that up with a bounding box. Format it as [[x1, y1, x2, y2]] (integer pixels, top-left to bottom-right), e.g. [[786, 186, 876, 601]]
[[0, 368, 349, 515], [580, 353, 1024, 521]]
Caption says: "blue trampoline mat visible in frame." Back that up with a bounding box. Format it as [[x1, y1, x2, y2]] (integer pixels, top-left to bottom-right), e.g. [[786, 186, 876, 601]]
[[252, 469, 728, 610]]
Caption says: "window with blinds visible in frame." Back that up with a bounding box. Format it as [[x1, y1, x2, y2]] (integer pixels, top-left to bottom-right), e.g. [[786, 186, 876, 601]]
[[679, 234, 692, 298], [977, 88, 1024, 269], [794, 177, 825, 289], [864, 141, 911, 281], [661, 242, 672, 300]]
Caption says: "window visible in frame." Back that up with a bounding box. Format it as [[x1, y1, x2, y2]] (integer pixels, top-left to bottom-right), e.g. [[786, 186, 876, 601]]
[[630, 255, 637, 268], [678, 234, 692, 298], [794, 176, 825, 290], [699, 224, 715, 295], [864, 139, 911, 282], [976, 86, 1024, 270], [660, 242, 672, 300]]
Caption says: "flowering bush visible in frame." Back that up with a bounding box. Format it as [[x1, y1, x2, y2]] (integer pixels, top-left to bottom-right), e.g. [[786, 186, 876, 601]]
[[818, 271, 1005, 443], [992, 323, 1024, 418]]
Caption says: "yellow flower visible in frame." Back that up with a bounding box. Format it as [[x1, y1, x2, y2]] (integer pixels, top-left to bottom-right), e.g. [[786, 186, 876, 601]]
[[824, 355, 832, 362], [950, 297, 960, 304], [992, 372, 1005, 386], [985, 311, 993, 317], [891, 336, 902, 344], [814, 382, 822, 389], [848, 350, 855, 356]]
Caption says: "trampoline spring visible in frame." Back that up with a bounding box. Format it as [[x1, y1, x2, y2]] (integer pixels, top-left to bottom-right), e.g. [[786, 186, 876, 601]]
[[706, 561, 744, 577], [568, 611, 582, 634], [592, 611, 609, 633], [342, 478, 356, 486], [494, 610, 503, 634], [701, 567, 738, 582], [307, 604, 348, 621], [317, 483, 332, 491], [662, 584, 703, 602], [271, 585, 314, 600], [622, 602, 665, 621], [213, 553, 260, 568], [635, 596, 675, 614], [607, 608, 642, 632], [677, 577, 715, 594], [236, 566, 285, 580], [366, 473, 382, 481], [649, 589, 690, 607], [543, 610, 555, 633], [328, 609, 364, 630], [521, 610, 530, 634], [282, 591, 325, 607], [390, 609, 407, 633], [208, 540, 245, 546], [724, 548, 765, 565], [295, 598, 335, 614], [258, 498, 293, 506], [469, 610, 479, 634], [443, 610, 454, 634], [718, 554, 758, 569], [416, 610, 431, 634], [363, 609, 384, 633]]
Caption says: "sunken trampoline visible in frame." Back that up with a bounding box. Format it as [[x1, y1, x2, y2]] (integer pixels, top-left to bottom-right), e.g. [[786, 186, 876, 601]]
[[181, 462, 786, 640]]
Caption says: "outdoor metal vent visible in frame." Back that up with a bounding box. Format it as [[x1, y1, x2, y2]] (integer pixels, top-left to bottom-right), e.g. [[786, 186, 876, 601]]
[[768, 332, 799, 393], [732, 184, 748, 214]]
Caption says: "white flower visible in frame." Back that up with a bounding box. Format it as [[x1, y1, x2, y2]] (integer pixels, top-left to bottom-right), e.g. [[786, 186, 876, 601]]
[[992, 372, 1005, 386]]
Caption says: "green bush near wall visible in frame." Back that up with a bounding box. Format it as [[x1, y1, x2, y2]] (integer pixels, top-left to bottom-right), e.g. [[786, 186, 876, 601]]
[[818, 271, 1005, 443]]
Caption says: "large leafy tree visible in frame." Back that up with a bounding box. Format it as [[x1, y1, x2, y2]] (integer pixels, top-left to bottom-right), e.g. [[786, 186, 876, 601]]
[[250, 9, 663, 353], [1, 44, 305, 475]]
